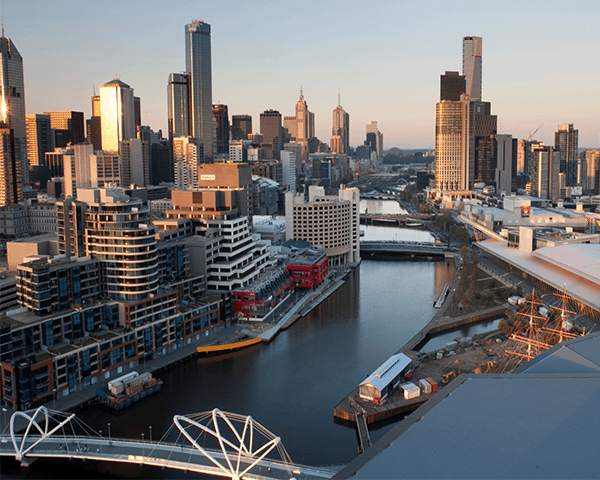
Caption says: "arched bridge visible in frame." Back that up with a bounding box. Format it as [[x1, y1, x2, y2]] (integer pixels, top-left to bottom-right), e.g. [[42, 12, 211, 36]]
[[0, 406, 336, 480]]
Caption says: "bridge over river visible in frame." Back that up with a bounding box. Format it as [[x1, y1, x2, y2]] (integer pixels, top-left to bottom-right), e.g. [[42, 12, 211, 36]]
[[360, 241, 456, 260], [360, 213, 433, 227], [0, 406, 337, 480]]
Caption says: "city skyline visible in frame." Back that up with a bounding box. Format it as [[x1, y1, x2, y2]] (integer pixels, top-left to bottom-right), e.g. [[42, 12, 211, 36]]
[[2, 0, 599, 149]]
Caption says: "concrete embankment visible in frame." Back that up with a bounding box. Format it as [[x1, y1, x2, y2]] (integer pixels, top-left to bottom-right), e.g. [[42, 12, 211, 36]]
[[258, 271, 350, 342]]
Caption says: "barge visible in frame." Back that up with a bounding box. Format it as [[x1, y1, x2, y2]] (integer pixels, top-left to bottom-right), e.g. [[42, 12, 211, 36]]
[[96, 371, 162, 410]]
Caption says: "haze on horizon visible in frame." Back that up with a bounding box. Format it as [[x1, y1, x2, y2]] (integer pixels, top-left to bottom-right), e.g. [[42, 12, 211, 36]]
[[3, 0, 599, 149]]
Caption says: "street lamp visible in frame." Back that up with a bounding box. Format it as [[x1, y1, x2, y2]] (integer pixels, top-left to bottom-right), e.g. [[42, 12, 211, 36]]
[[141, 433, 145, 457], [149, 425, 152, 443], [108, 423, 111, 443], [2, 407, 7, 427]]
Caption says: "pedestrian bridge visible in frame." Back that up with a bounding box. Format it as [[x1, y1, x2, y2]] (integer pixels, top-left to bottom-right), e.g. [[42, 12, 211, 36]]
[[0, 406, 337, 480], [360, 241, 454, 258]]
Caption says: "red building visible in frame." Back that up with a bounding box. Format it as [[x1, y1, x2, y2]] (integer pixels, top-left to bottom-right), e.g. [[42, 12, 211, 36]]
[[232, 269, 294, 320], [285, 250, 328, 289]]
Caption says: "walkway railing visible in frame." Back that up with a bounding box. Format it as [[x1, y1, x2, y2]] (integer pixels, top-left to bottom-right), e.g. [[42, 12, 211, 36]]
[[0, 406, 336, 480]]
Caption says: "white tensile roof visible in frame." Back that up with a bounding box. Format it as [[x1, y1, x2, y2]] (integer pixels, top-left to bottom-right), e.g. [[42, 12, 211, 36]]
[[478, 241, 600, 313]]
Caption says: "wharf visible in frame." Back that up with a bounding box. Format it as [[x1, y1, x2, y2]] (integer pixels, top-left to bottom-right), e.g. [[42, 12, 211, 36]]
[[256, 270, 350, 342], [334, 388, 431, 425], [333, 259, 510, 428], [13, 322, 241, 417], [17, 270, 354, 418]]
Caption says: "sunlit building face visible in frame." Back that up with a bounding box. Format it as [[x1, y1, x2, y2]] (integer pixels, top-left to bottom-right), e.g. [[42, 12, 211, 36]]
[[99, 79, 135, 153]]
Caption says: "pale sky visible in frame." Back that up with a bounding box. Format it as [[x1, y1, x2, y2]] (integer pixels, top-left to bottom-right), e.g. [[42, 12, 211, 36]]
[[3, 0, 599, 149]]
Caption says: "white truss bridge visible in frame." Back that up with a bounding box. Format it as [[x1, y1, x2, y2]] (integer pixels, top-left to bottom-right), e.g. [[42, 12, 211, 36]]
[[0, 406, 337, 480]]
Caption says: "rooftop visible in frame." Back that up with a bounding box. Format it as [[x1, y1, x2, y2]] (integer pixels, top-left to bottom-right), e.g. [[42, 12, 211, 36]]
[[336, 332, 600, 480], [478, 240, 600, 315], [337, 373, 600, 479]]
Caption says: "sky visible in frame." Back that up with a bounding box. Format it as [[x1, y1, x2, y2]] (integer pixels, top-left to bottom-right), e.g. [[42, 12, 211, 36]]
[[2, 0, 599, 149]]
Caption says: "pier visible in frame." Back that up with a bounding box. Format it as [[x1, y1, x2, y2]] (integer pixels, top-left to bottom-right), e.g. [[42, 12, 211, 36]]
[[354, 412, 371, 453], [333, 263, 509, 430]]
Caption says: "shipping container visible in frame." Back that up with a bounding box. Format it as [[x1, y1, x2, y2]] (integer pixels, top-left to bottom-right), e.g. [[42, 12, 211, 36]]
[[425, 377, 438, 392], [419, 378, 432, 394]]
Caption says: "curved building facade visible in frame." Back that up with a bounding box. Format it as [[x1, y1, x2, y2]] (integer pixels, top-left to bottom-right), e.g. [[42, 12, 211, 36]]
[[81, 189, 158, 301]]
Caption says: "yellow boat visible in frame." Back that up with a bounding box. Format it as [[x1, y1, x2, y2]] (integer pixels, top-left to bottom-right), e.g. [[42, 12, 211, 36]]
[[196, 336, 262, 354]]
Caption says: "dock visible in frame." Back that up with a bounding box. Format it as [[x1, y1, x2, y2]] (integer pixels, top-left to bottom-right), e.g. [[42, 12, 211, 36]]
[[333, 257, 511, 446], [434, 283, 450, 308], [354, 412, 371, 453], [334, 388, 431, 425]]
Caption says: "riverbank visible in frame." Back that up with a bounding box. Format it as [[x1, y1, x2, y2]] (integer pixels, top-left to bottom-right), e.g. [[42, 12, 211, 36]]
[[240, 269, 351, 342], [9, 269, 353, 419], [333, 256, 512, 426]]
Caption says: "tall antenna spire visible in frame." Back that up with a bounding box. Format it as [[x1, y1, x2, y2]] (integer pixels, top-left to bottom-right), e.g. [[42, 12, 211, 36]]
[[2, 16, 5, 38], [338, 88, 341, 107], [300, 86, 303, 99]]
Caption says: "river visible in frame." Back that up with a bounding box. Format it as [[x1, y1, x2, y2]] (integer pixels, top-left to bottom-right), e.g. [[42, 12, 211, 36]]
[[3, 199, 474, 478]]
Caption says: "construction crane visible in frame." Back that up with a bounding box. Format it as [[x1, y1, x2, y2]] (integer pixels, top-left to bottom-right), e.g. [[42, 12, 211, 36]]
[[528, 124, 543, 142]]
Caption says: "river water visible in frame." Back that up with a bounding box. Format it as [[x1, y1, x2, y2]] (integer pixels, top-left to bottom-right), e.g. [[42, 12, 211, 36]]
[[3, 199, 471, 478]]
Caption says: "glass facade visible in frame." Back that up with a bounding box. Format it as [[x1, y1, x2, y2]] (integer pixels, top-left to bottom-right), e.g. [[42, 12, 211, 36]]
[[99, 79, 135, 153], [167, 72, 189, 140], [185, 21, 213, 160]]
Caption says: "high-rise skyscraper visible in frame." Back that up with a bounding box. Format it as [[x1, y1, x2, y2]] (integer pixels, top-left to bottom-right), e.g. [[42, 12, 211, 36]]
[[212, 104, 229, 155], [86, 95, 102, 150], [471, 101, 497, 185], [185, 20, 213, 161], [440, 71, 466, 101], [295, 89, 310, 160], [435, 94, 472, 191], [167, 72, 190, 141], [331, 95, 349, 155], [281, 150, 297, 193], [531, 143, 560, 200], [260, 109, 283, 157], [462, 36, 482, 101], [0, 31, 27, 189], [495, 134, 514, 194], [585, 149, 600, 194], [120, 138, 149, 187], [366, 122, 383, 158], [26, 114, 53, 167], [43, 111, 85, 145], [173, 136, 203, 189], [555, 123, 578, 186], [0, 121, 22, 205], [99, 79, 136, 153], [231, 115, 252, 140]]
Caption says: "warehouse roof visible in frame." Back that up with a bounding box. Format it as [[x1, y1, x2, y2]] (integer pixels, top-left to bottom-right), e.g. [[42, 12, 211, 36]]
[[359, 353, 411, 392]]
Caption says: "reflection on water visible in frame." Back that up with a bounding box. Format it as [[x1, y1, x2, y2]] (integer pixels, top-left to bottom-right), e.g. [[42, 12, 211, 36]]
[[67, 260, 455, 471], [1, 203, 458, 477], [360, 199, 407, 215], [361, 225, 435, 243]]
